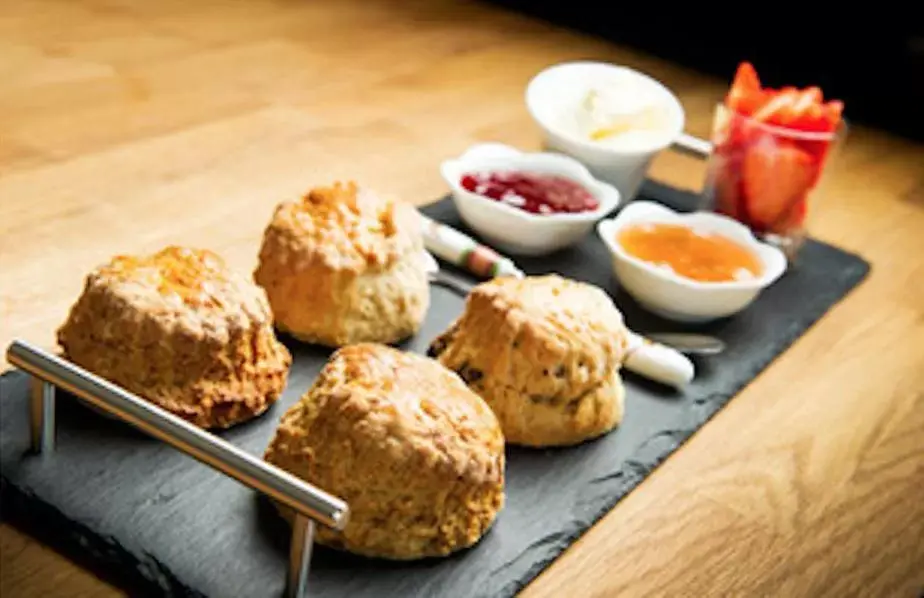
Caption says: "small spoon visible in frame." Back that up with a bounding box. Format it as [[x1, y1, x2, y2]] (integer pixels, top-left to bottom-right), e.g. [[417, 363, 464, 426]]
[[643, 333, 726, 356]]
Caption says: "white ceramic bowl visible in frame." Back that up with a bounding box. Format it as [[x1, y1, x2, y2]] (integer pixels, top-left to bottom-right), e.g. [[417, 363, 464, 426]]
[[597, 201, 787, 322], [525, 61, 686, 202], [440, 142, 621, 256]]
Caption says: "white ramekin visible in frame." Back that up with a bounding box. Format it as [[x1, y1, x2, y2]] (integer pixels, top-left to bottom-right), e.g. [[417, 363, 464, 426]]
[[440, 142, 621, 256], [597, 201, 787, 322], [525, 61, 687, 203]]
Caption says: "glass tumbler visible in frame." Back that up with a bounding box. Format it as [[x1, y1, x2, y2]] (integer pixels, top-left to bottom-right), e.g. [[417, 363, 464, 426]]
[[701, 103, 846, 261]]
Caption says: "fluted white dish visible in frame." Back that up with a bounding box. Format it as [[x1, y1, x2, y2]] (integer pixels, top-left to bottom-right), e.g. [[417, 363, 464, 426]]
[[440, 142, 621, 256], [597, 201, 787, 322]]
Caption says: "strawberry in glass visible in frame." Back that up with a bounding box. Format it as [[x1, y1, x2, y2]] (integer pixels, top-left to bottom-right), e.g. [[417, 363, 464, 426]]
[[705, 62, 844, 259]]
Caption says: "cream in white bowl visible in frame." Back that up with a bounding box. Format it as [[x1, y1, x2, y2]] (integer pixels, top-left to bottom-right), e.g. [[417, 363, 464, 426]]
[[597, 201, 787, 322], [440, 142, 621, 256], [526, 61, 686, 202]]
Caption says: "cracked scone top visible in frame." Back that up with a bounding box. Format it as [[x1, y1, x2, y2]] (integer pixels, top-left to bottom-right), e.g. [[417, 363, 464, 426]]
[[254, 182, 430, 347], [428, 274, 630, 447], [57, 246, 291, 429], [264, 344, 505, 560]]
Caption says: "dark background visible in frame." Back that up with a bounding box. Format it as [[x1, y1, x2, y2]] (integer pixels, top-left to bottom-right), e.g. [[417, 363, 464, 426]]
[[484, 3, 924, 142]]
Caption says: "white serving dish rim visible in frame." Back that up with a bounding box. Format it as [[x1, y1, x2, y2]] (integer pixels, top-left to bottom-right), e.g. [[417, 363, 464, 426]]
[[525, 60, 686, 156], [440, 143, 622, 223], [597, 201, 788, 290]]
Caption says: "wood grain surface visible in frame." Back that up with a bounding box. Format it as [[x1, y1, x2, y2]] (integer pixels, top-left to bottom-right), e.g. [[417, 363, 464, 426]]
[[1, 1, 923, 597]]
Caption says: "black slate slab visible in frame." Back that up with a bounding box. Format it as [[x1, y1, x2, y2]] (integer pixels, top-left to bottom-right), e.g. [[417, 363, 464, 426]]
[[0, 182, 870, 598]]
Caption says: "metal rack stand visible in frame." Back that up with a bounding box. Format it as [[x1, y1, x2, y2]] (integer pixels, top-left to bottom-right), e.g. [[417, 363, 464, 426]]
[[6, 340, 349, 598]]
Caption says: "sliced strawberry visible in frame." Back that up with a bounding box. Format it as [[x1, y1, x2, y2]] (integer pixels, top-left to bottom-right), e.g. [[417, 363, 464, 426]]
[[823, 100, 844, 130], [791, 87, 822, 114], [753, 89, 800, 127], [724, 62, 844, 133], [742, 143, 818, 230], [788, 87, 839, 132], [787, 100, 842, 134], [733, 62, 761, 92], [729, 89, 769, 116], [726, 62, 766, 116], [776, 194, 809, 232], [794, 102, 826, 132]]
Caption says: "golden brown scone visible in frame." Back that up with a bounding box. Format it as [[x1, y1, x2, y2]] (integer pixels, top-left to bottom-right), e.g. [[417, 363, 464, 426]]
[[253, 182, 430, 347], [57, 246, 291, 429], [427, 274, 629, 447], [264, 343, 505, 560]]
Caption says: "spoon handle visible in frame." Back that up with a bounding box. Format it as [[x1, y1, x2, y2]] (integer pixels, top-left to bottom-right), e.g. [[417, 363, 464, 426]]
[[624, 331, 695, 390], [419, 215, 523, 279]]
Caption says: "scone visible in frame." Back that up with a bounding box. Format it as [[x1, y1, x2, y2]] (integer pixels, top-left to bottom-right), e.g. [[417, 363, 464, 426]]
[[253, 181, 430, 347], [57, 246, 291, 429], [427, 274, 629, 447], [264, 343, 504, 560]]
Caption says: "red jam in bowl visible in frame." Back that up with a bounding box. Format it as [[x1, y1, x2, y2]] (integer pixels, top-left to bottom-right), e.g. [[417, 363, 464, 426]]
[[459, 171, 599, 215]]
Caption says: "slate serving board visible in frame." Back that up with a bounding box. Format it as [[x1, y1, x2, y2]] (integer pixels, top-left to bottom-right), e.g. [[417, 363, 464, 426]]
[[0, 181, 870, 598]]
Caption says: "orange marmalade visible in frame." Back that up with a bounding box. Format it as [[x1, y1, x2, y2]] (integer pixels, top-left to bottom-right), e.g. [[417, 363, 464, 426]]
[[617, 223, 762, 283]]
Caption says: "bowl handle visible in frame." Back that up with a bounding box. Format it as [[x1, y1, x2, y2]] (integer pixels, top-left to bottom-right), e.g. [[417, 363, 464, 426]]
[[671, 133, 712, 160]]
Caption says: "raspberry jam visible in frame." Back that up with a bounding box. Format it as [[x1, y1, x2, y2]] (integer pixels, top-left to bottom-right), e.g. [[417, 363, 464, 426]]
[[459, 171, 599, 214]]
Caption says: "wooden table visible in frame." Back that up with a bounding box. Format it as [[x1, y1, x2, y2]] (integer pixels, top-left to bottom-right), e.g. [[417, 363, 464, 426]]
[[1, 1, 923, 596]]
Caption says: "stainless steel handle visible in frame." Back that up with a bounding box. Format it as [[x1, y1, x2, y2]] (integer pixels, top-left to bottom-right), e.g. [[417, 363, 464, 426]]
[[671, 132, 713, 160], [6, 339, 348, 598]]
